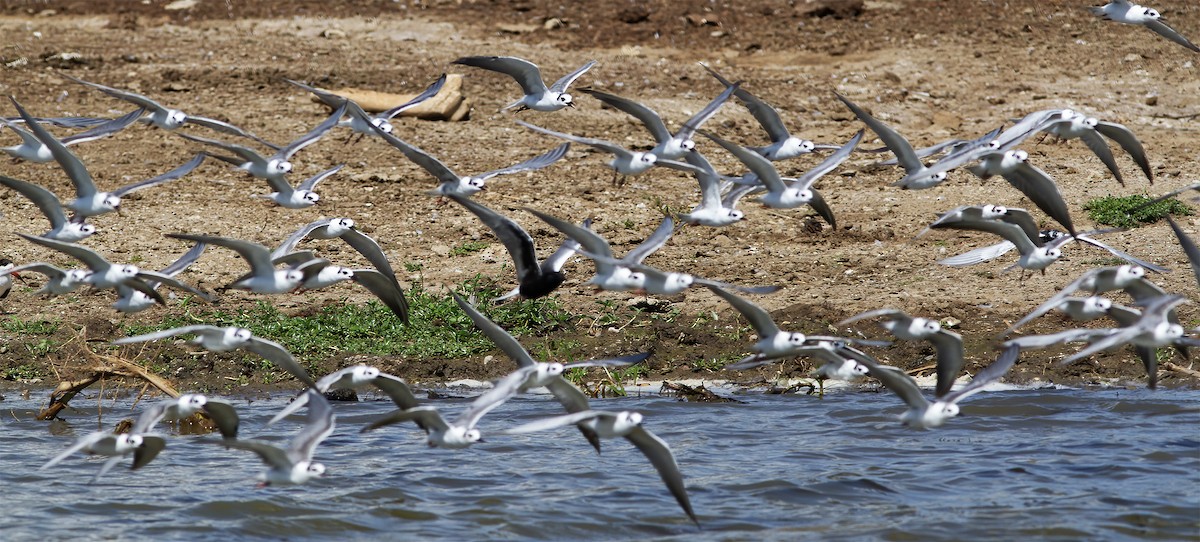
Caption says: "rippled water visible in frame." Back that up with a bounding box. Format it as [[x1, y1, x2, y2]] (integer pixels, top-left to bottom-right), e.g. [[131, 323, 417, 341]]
[[2, 384, 1198, 541]]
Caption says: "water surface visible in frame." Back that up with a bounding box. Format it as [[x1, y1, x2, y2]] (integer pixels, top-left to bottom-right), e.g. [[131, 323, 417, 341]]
[[3, 385, 1197, 540]]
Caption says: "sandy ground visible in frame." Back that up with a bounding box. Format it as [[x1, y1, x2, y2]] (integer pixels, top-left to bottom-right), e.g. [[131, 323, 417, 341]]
[[0, 0, 1197, 393]]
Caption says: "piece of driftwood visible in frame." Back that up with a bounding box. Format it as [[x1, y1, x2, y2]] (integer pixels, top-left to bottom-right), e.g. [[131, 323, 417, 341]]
[[660, 381, 744, 403], [1163, 361, 1200, 379], [37, 342, 181, 420], [311, 73, 471, 121]]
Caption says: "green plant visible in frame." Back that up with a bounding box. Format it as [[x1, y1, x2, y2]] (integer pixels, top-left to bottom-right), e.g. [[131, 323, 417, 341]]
[[449, 240, 490, 257], [23, 338, 55, 357], [121, 274, 575, 365], [1084, 195, 1192, 229], [2, 363, 41, 380], [2, 317, 60, 335]]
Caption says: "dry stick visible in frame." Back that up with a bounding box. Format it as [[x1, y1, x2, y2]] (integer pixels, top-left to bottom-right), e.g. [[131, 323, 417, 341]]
[[37, 332, 181, 420], [1163, 362, 1200, 379], [82, 348, 180, 398]]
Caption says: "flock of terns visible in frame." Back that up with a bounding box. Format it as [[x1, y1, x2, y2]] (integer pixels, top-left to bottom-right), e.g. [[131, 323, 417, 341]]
[[3, 0, 1200, 525]]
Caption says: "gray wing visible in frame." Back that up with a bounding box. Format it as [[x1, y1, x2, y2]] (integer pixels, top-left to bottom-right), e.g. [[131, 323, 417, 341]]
[[580, 88, 670, 142], [243, 337, 317, 388], [289, 390, 335, 463], [8, 262, 68, 281], [548, 60, 598, 93], [122, 278, 167, 306], [41, 432, 110, 470], [835, 308, 908, 327], [445, 194, 542, 286], [0, 175, 71, 231], [999, 163, 1076, 236], [275, 101, 348, 161], [1060, 327, 1142, 365], [944, 345, 1019, 404], [137, 270, 211, 300], [453, 56, 547, 95], [1134, 345, 1160, 389], [131, 402, 171, 435], [2, 115, 115, 128], [130, 435, 167, 471], [1000, 208, 1043, 244], [853, 356, 929, 410], [175, 132, 269, 172], [832, 92, 923, 174], [703, 283, 781, 338], [692, 278, 779, 296], [340, 227, 401, 291], [540, 236, 581, 275], [526, 208, 613, 275], [60, 107, 146, 145], [476, 142, 570, 181], [928, 218, 1040, 255], [371, 372, 421, 410], [371, 127, 460, 184], [380, 73, 449, 119], [158, 241, 207, 278], [362, 405, 447, 433], [626, 426, 698, 525], [9, 97, 98, 198], [1077, 130, 1126, 186], [544, 378, 602, 453], [221, 440, 292, 470], [995, 109, 1066, 148], [184, 115, 280, 149], [516, 120, 632, 158], [17, 233, 111, 272], [350, 269, 409, 323], [494, 410, 606, 435], [1002, 328, 1114, 350], [929, 330, 965, 399], [201, 399, 240, 439], [452, 292, 538, 367], [268, 392, 313, 426], [686, 150, 724, 211], [791, 130, 863, 191], [702, 64, 790, 143], [1073, 234, 1169, 272], [807, 189, 837, 230], [61, 74, 169, 115], [701, 130, 787, 193], [1093, 121, 1153, 183], [111, 151, 205, 195], [625, 216, 675, 265], [0, 118, 44, 151], [272, 220, 332, 259], [167, 234, 276, 279], [1166, 216, 1200, 289], [563, 352, 652, 369], [1144, 18, 1200, 53], [112, 325, 226, 345], [455, 368, 534, 429], [677, 82, 738, 139], [272, 250, 319, 268], [296, 164, 344, 192], [937, 241, 1018, 267]]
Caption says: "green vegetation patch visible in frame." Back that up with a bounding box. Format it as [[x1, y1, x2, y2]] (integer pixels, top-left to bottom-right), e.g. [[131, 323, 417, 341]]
[[1084, 195, 1192, 229], [122, 275, 575, 362]]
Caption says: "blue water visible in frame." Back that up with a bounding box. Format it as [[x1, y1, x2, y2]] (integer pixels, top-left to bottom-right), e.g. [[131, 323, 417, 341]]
[[2, 385, 1197, 540]]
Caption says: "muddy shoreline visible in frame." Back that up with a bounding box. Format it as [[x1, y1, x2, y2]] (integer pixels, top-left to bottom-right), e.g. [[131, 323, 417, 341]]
[[0, 0, 1197, 396]]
